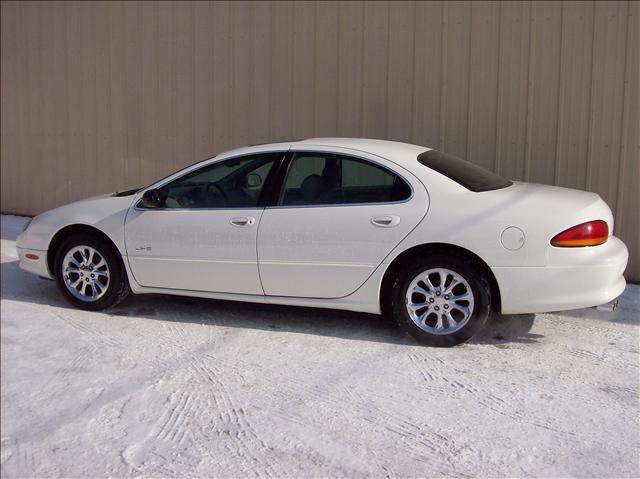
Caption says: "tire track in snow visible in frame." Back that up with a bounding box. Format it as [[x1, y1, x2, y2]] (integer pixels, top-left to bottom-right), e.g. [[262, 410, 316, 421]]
[[248, 358, 477, 477], [342, 386, 483, 478], [6, 345, 98, 438], [49, 309, 122, 349], [123, 390, 202, 477], [538, 314, 630, 346], [182, 353, 282, 478], [408, 352, 580, 442], [124, 321, 283, 478], [47, 307, 174, 372], [1, 439, 40, 479]]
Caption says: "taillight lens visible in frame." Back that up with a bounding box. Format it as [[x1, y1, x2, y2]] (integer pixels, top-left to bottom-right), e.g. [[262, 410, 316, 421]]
[[550, 220, 609, 247]]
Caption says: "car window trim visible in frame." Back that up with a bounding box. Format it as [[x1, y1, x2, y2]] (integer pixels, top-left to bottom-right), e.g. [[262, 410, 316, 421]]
[[269, 150, 414, 209], [259, 151, 292, 207]]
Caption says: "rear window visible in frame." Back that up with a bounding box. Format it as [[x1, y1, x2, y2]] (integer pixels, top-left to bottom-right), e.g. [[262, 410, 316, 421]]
[[417, 150, 512, 192]]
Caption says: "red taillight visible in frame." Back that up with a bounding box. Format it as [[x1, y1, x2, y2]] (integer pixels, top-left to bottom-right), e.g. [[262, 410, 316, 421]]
[[550, 220, 609, 247]]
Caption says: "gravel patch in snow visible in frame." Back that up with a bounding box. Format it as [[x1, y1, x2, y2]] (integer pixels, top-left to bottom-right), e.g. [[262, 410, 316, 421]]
[[1, 214, 638, 478]]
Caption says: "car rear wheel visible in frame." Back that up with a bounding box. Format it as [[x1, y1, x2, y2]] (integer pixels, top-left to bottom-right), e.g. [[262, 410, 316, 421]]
[[391, 255, 491, 347], [54, 235, 130, 311]]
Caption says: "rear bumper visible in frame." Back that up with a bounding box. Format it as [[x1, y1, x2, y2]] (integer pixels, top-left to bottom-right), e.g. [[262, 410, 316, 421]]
[[17, 247, 52, 279], [493, 236, 629, 314]]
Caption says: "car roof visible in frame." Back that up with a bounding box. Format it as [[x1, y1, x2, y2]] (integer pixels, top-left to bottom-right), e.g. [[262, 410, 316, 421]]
[[216, 138, 434, 172], [298, 137, 431, 163]]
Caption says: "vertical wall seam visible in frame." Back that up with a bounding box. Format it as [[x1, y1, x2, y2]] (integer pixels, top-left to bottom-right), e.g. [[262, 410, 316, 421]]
[[384, 1, 391, 138], [615, 1, 632, 223], [411, 1, 419, 142], [465, 2, 474, 161], [155, 1, 161, 176], [139, 2, 144, 183], [336, 3, 341, 134], [268, 2, 273, 141], [170, 2, 176, 171], [249, 3, 255, 142], [289, 2, 294, 139], [409, 1, 417, 145], [311, 1, 317, 135], [64, 4, 71, 201], [360, 2, 365, 138], [20, 6, 29, 209], [191, 1, 195, 160], [438, 1, 448, 151], [34, 3, 43, 211], [227, 4, 232, 146], [123, 2, 130, 183], [523, 1, 535, 182], [493, 1, 503, 174], [585, 1, 597, 190], [101, 3, 109, 190], [553, 1, 565, 186]]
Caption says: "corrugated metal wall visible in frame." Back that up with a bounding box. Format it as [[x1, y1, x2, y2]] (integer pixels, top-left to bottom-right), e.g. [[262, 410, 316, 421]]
[[1, 1, 638, 279]]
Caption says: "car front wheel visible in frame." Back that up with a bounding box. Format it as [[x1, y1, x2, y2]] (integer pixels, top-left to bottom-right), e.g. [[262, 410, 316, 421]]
[[391, 255, 491, 347], [54, 235, 130, 311]]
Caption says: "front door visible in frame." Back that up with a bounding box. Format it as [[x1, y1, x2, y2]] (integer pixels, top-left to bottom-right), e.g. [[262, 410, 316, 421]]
[[124, 152, 282, 294], [257, 149, 429, 298]]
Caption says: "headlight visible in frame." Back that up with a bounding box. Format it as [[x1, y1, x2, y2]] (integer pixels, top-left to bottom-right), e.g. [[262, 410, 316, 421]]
[[21, 217, 33, 233]]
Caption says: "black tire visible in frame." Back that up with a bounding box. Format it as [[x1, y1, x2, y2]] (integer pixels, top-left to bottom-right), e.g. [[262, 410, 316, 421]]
[[390, 255, 491, 347], [54, 234, 130, 311]]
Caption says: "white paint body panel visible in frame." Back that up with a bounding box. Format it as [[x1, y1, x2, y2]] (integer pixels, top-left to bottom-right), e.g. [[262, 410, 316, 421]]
[[16, 138, 629, 316], [493, 236, 628, 314], [16, 193, 135, 279], [124, 208, 264, 294]]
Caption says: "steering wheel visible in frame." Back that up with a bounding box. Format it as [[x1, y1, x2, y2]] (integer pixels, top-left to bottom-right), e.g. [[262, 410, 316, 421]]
[[206, 183, 227, 207], [175, 195, 194, 208]]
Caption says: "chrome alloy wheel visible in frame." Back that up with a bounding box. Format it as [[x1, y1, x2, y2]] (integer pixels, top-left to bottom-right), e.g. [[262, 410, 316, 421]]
[[62, 245, 110, 302], [405, 268, 475, 335]]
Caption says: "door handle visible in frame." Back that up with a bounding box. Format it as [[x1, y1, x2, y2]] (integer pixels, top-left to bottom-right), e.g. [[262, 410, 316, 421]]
[[230, 216, 255, 227], [371, 215, 401, 228]]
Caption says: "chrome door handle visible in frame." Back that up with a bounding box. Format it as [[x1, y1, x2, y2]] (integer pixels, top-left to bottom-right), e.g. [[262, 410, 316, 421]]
[[230, 216, 255, 227], [371, 215, 401, 228]]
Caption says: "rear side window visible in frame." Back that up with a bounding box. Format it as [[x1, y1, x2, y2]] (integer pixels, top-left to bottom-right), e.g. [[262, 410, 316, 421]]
[[418, 150, 512, 192], [281, 153, 411, 206]]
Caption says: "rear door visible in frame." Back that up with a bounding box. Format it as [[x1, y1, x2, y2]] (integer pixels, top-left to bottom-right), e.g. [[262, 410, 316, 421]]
[[257, 147, 429, 298]]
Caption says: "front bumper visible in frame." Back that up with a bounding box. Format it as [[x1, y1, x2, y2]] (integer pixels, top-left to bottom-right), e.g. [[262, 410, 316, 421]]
[[17, 247, 52, 279], [493, 236, 629, 314]]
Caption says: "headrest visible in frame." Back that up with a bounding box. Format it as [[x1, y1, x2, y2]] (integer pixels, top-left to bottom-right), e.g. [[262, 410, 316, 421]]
[[300, 174, 323, 202]]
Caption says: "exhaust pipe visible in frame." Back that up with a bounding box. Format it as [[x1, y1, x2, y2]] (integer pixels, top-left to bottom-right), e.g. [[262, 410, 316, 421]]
[[596, 298, 620, 312]]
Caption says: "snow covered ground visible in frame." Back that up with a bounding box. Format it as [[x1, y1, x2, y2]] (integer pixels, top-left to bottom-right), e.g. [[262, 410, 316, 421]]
[[1, 214, 638, 478]]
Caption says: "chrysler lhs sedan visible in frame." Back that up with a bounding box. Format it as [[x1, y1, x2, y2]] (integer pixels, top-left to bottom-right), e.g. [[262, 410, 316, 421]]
[[17, 138, 629, 346]]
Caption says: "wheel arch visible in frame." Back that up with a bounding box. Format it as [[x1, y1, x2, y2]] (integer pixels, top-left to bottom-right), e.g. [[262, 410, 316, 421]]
[[379, 242, 502, 315], [47, 224, 124, 276]]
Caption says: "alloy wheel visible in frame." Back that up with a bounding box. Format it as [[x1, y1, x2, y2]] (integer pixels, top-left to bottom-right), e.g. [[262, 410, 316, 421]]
[[405, 268, 475, 335], [61, 245, 110, 302]]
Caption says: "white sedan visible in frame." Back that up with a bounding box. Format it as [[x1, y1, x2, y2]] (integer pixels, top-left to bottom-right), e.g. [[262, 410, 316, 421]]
[[17, 138, 629, 346]]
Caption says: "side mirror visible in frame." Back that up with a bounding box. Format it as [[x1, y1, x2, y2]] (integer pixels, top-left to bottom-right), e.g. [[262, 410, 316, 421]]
[[140, 189, 162, 208], [245, 173, 262, 188]]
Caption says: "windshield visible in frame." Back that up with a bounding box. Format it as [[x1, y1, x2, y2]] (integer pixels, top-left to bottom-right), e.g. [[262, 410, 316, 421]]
[[417, 150, 512, 192]]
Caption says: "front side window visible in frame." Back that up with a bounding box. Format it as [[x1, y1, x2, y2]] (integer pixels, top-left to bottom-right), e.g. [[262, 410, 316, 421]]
[[158, 152, 281, 208], [281, 153, 411, 206]]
